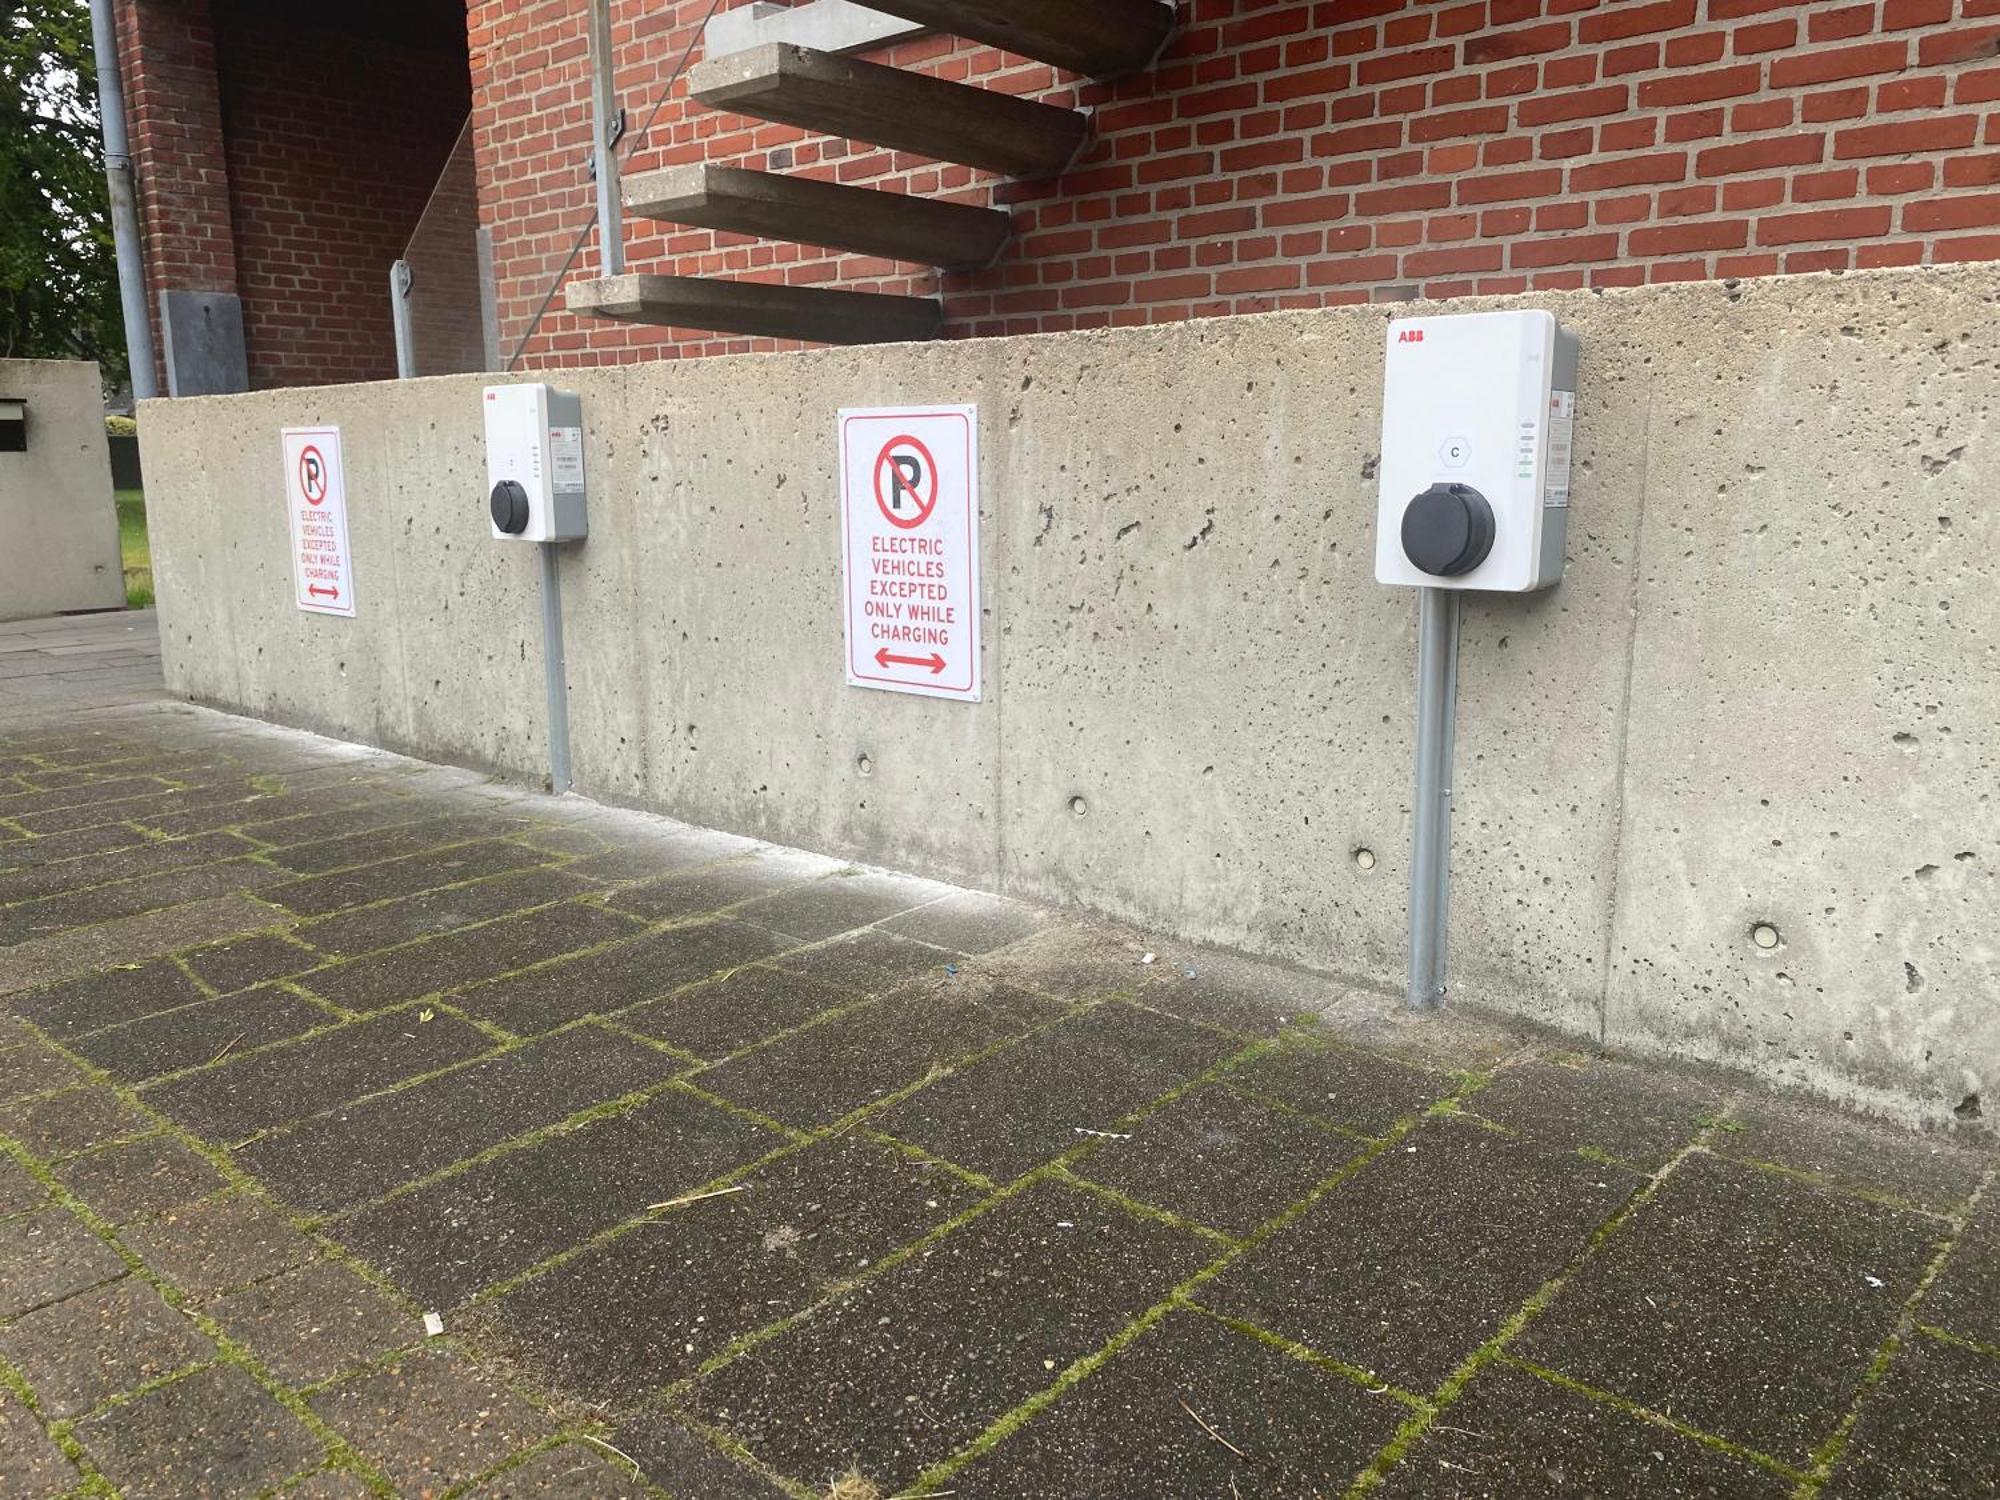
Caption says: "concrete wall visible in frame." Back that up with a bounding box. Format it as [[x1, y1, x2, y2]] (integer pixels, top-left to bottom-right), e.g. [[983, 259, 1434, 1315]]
[[0, 360, 126, 622], [138, 266, 2000, 1131]]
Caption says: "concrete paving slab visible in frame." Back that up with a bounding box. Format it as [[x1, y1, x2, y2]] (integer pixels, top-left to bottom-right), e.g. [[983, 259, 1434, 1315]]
[[334, 1086, 781, 1308], [210, 1258, 423, 1387], [483, 1136, 981, 1404], [0, 1037, 82, 1100], [1820, 1331, 2000, 1498], [0, 1277, 214, 1419], [1513, 1153, 1941, 1465], [610, 1412, 795, 1499], [456, 1441, 652, 1497], [1914, 1192, 2000, 1349], [235, 1026, 680, 1213], [450, 919, 788, 1036], [121, 1190, 320, 1303], [684, 1180, 1212, 1495], [71, 984, 329, 1082], [296, 867, 592, 958], [0, 892, 286, 996], [606, 851, 828, 924], [180, 932, 322, 993], [263, 840, 554, 918], [1202, 1116, 1645, 1393], [72, 1363, 322, 1500], [11, 956, 206, 1039], [0, 1084, 152, 1161], [619, 963, 860, 1062], [142, 1009, 497, 1144], [1376, 1361, 1795, 1498], [1226, 1035, 1460, 1137], [947, 1308, 1408, 1499], [872, 1000, 1246, 1183], [56, 1133, 228, 1225], [1468, 1054, 1727, 1171], [0, 1208, 127, 1316], [0, 1151, 46, 1215], [307, 1346, 552, 1496], [1716, 1094, 1989, 1214], [733, 869, 952, 943], [0, 1388, 78, 1497]]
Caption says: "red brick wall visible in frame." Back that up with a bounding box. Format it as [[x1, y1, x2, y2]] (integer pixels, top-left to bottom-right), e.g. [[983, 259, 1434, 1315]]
[[473, 0, 2000, 369], [211, 3, 471, 388]]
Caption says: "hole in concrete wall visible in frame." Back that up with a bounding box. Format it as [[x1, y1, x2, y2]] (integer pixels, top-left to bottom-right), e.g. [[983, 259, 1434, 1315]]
[[1905, 962, 1925, 994], [1956, 1093, 1982, 1121], [1069, 795, 1089, 819], [1353, 847, 1377, 872], [855, 753, 873, 778], [1751, 923, 1781, 951]]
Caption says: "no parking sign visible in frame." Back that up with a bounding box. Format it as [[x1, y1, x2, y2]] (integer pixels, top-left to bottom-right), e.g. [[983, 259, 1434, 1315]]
[[839, 406, 980, 701], [281, 426, 355, 618]]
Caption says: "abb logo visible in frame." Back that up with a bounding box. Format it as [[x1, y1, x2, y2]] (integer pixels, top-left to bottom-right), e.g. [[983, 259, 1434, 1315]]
[[1397, 329, 1425, 344]]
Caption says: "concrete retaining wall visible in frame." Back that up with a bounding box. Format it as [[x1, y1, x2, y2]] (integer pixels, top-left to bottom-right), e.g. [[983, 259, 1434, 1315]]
[[0, 360, 125, 621], [139, 267, 2000, 1130]]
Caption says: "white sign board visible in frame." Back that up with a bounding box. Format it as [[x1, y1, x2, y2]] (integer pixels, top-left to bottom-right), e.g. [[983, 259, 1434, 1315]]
[[282, 427, 355, 617], [839, 405, 980, 701]]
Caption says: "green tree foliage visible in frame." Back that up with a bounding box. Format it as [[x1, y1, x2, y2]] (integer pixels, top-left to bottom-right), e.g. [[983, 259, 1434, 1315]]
[[1, 0, 125, 385]]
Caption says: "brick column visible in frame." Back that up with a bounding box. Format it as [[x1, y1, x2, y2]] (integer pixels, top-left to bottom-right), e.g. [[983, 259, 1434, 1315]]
[[114, 0, 246, 395]]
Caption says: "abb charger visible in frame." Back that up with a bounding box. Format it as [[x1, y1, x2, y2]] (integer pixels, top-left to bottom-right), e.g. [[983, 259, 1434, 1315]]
[[1374, 309, 1578, 592], [484, 384, 588, 543]]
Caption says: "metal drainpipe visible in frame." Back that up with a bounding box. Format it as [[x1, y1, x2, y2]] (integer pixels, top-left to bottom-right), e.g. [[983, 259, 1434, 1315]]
[[88, 0, 159, 402]]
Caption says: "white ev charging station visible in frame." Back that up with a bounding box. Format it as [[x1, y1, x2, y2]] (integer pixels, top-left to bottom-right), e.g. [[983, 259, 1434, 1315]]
[[1375, 309, 1579, 1008], [485, 383, 588, 792]]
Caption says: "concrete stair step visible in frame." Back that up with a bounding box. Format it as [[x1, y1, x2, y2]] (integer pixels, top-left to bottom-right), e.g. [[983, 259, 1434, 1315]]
[[567, 273, 942, 345], [688, 43, 1089, 179], [861, 0, 1177, 78], [625, 164, 1011, 269]]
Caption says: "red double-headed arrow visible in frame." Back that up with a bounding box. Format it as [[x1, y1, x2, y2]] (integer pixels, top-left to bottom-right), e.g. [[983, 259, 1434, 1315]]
[[308, 585, 340, 600], [875, 647, 945, 675]]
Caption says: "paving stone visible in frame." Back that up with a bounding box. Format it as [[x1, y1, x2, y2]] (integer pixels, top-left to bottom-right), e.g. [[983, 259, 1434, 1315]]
[[122, 1190, 321, 1303], [1227, 1036, 1457, 1137], [0, 1151, 47, 1215], [298, 902, 644, 1012], [453, 920, 787, 1037], [611, 1412, 795, 1500], [455, 1441, 652, 1497], [72, 985, 330, 1083], [0, 894, 286, 998], [558, 831, 742, 884], [0, 857, 280, 946], [212, 793, 431, 848], [0, 1389, 79, 1498], [298, 867, 592, 957], [975, 919, 1160, 998], [1715, 1096, 1989, 1213], [1513, 1152, 1942, 1464], [144, 1010, 496, 1144], [0, 829, 256, 906], [336, 1086, 781, 1308], [688, 1180, 1211, 1494], [1922, 1194, 2000, 1348], [950, 1307, 1408, 1499], [265, 840, 552, 918], [0, 1084, 151, 1160], [14, 779, 265, 836], [733, 871, 951, 943], [607, 854, 824, 924], [236, 1026, 680, 1213], [1203, 1117, 1644, 1394], [10, 956, 206, 1039], [486, 1136, 982, 1404], [0, 773, 172, 819], [211, 1259, 423, 1387], [1373, 1362, 1793, 1499], [1075, 1081, 1366, 1237], [263, 814, 533, 877], [620, 964, 860, 1062], [0, 819, 151, 871], [880, 890, 1047, 954], [308, 1346, 552, 1497], [1470, 1055, 1725, 1171], [73, 1362, 322, 1500], [0, 1208, 126, 1316], [276, 1468, 376, 1500], [1820, 1331, 2000, 1498], [57, 1134, 227, 1224], [0, 1039, 81, 1101], [699, 981, 1059, 1130], [181, 933, 321, 993], [875, 1001, 1245, 1183], [769, 928, 958, 995], [0, 1277, 215, 1419]]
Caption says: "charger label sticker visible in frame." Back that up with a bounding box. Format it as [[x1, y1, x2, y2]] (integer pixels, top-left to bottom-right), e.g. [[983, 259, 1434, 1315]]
[[550, 426, 585, 491], [1545, 389, 1575, 509]]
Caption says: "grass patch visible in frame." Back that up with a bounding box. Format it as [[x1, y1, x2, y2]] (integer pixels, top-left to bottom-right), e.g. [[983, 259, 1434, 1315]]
[[116, 488, 152, 609]]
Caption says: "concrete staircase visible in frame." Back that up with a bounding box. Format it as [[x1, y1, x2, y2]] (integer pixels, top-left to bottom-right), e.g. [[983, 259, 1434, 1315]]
[[566, 0, 1175, 347]]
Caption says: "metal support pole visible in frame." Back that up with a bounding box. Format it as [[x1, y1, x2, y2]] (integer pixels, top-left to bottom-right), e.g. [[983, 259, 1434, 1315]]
[[88, 0, 158, 401], [390, 262, 415, 379], [1407, 586, 1461, 1010], [587, 0, 626, 277], [538, 543, 574, 793]]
